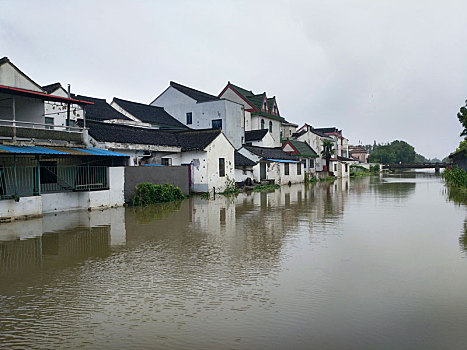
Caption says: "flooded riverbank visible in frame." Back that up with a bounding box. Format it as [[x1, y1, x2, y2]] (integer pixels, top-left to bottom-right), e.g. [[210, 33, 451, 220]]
[[1, 172, 466, 349]]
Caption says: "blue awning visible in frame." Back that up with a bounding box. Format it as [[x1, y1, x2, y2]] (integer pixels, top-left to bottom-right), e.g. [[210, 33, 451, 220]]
[[70, 147, 129, 157], [265, 158, 301, 163], [0, 145, 68, 155], [0, 145, 129, 157]]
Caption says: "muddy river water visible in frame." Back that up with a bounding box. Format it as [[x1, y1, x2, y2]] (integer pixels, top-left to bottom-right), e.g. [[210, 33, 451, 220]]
[[0, 172, 466, 349]]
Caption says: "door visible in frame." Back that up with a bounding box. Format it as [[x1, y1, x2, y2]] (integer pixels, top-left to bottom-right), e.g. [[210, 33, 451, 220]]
[[260, 162, 266, 180]]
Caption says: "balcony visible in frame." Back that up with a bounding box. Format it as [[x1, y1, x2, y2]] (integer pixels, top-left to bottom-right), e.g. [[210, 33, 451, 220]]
[[0, 119, 85, 144]]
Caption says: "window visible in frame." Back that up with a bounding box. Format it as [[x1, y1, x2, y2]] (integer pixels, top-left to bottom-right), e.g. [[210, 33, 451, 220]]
[[161, 158, 172, 166], [212, 119, 222, 129], [45, 117, 54, 130], [65, 119, 75, 127], [263, 101, 267, 111], [186, 112, 192, 125], [261, 119, 265, 129], [345, 164, 348, 173], [269, 121, 273, 133], [284, 163, 289, 175], [309, 159, 314, 168], [219, 158, 225, 177], [40, 161, 57, 184], [334, 164, 337, 172], [297, 163, 301, 175]]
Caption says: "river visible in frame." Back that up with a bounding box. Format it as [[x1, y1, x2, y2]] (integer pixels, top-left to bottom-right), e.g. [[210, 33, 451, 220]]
[[0, 172, 466, 349]]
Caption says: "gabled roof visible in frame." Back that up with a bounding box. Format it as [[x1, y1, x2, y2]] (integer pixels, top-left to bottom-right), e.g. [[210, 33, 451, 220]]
[[282, 120, 298, 127], [245, 129, 268, 142], [283, 140, 318, 158], [224, 82, 285, 122], [112, 97, 187, 129], [0, 57, 44, 92], [176, 128, 223, 151], [314, 127, 340, 134], [235, 150, 256, 167], [80, 119, 179, 147], [42, 82, 63, 94], [82, 119, 224, 152], [72, 94, 131, 121], [243, 145, 296, 160], [170, 81, 219, 103]]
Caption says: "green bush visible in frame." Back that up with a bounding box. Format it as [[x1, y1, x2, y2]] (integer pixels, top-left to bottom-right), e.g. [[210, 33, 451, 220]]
[[319, 176, 336, 182], [442, 167, 467, 188], [221, 175, 239, 195], [253, 184, 280, 192], [131, 183, 185, 206], [309, 177, 318, 184]]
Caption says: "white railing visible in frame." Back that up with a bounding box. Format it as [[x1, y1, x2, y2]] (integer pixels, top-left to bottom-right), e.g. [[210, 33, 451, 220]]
[[0, 119, 84, 133]]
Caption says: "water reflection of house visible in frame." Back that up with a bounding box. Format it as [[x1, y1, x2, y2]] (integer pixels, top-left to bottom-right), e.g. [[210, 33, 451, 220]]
[[0, 225, 111, 276]]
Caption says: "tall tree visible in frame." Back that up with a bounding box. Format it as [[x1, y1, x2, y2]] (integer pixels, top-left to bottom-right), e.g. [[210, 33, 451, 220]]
[[368, 140, 416, 164], [457, 100, 467, 138], [321, 139, 335, 173]]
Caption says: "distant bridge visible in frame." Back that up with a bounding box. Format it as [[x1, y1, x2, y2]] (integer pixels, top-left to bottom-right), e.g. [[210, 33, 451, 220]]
[[383, 163, 447, 171]]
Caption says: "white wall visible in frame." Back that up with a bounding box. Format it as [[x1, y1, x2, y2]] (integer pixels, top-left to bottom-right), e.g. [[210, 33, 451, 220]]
[[0, 196, 42, 221], [170, 134, 235, 192], [234, 167, 254, 182], [250, 131, 276, 147], [250, 115, 281, 147], [44, 87, 83, 129], [205, 133, 235, 192], [0, 62, 42, 91], [153, 86, 245, 149]]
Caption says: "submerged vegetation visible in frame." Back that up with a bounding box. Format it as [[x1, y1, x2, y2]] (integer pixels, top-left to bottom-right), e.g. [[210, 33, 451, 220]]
[[350, 164, 380, 177], [442, 167, 467, 190], [131, 183, 185, 206], [253, 184, 280, 192], [319, 176, 336, 182]]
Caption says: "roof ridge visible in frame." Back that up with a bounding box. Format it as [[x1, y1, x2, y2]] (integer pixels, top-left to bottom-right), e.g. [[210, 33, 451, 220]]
[[114, 97, 163, 109], [170, 81, 218, 102]]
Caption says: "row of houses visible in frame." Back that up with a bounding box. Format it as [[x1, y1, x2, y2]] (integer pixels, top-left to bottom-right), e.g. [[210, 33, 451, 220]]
[[0, 57, 370, 220]]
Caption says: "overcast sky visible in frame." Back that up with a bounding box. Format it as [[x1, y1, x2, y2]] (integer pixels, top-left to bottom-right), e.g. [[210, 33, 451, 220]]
[[1, 0, 466, 159]]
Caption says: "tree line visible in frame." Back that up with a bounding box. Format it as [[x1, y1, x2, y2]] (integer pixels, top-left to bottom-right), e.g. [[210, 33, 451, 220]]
[[361, 140, 439, 164]]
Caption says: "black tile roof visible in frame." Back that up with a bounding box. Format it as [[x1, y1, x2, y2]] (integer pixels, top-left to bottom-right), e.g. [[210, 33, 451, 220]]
[[79, 119, 179, 147], [243, 145, 296, 160], [314, 127, 339, 134], [170, 81, 219, 103], [82, 119, 223, 151], [176, 128, 223, 151], [72, 94, 132, 121], [113, 97, 187, 129], [42, 82, 62, 94], [245, 129, 268, 142], [235, 151, 256, 167], [0, 57, 9, 65]]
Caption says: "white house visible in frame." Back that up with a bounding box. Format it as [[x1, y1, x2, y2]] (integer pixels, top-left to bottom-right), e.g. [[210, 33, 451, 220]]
[[0, 58, 129, 221], [245, 129, 276, 147], [218, 82, 284, 148], [42, 82, 84, 129], [234, 150, 256, 183], [282, 139, 318, 175], [293, 124, 331, 172], [151, 81, 245, 149], [169, 129, 235, 193], [238, 145, 304, 185]]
